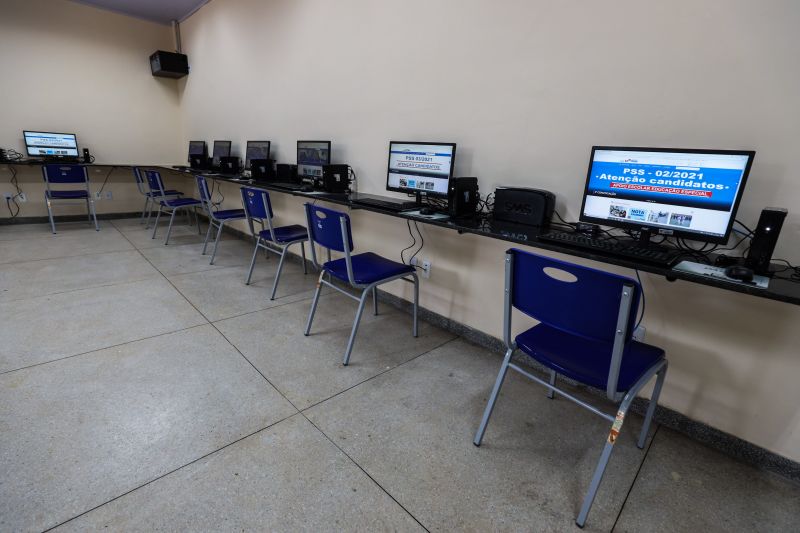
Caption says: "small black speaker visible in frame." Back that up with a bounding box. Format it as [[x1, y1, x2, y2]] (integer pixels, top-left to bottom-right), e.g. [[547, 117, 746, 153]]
[[493, 187, 555, 227], [746, 207, 788, 275], [276, 164, 298, 182], [448, 177, 479, 218], [322, 164, 351, 192], [150, 51, 189, 79]]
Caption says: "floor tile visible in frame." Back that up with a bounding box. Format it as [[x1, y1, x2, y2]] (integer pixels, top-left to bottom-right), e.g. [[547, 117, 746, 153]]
[[305, 338, 652, 532], [0, 250, 160, 302], [55, 415, 422, 532], [613, 427, 800, 532], [0, 325, 297, 533], [138, 239, 252, 276], [0, 221, 100, 242], [168, 260, 318, 322], [216, 292, 456, 410], [0, 226, 132, 264], [111, 216, 232, 250], [0, 277, 206, 373]]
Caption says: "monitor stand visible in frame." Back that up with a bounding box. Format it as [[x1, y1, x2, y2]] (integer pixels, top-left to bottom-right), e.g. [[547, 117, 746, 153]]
[[629, 227, 672, 252]]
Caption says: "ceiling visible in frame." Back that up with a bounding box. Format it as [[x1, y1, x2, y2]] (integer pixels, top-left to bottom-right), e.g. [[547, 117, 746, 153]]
[[71, 0, 210, 24]]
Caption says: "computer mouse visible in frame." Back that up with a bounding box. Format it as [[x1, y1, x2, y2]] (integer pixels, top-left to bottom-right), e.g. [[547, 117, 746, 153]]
[[724, 265, 754, 282], [419, 207, 436, 215]]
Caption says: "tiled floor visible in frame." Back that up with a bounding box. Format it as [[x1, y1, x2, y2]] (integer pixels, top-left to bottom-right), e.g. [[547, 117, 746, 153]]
[[1, 218, 798, 532]]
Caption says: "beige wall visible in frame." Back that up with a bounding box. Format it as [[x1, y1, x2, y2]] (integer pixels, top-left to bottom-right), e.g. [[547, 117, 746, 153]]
[[0, 0, 182, 218], [177, 0, 800, 461]]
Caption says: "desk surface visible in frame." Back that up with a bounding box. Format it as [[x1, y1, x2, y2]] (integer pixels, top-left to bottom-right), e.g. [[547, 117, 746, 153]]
[[162, 168, 800, 307]]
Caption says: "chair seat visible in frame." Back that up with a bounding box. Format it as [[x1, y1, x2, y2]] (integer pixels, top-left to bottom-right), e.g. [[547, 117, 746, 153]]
[[147, 189, 182, 197], [47, 190, 90, 199], [515, 324, 665, 393], [161, 197, 201, 208], [213, 208, 246, 220], [324, 252, 414, 285], [259, 224, 308, 244]]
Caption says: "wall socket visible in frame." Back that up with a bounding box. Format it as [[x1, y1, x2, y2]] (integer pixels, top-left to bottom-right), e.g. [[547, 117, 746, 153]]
[[2, 192, 12, 200], [633, 325, 646, 342], [410, 257, 432, 279], [105, 191, 113, 200], [18, 192, 27, 202], [94, 191, 102, 200]]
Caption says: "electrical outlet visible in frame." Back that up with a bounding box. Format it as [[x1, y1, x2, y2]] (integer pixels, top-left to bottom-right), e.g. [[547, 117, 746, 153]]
[[105, 191, 113, 200], [2, 192, 12, 200], [421, 259, 432, 279], [633, 325, 646, 342], [18, 192, 27, 202], [94, 191, 102, 200]]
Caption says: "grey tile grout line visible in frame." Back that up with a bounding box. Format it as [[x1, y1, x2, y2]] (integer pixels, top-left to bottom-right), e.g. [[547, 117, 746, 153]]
[[0, 323, 210, 377], [120, 222, 438, 530], [0, 246, 135, 266], [41, 413, 304, 533], [0, 274, 162, 304], [610, 424, 662, 532]]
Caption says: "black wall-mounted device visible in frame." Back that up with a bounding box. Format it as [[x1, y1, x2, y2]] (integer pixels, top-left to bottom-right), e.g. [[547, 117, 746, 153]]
[[150, 50, 189, 79], [322, 164, 351, 193], [746, 207, 788, 275], [493, 186, 555, 227], [448, 177, 479, 218]]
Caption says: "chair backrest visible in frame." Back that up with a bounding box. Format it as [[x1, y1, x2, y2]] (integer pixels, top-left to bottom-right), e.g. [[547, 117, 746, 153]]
[[144, 170, 166, 197], [240, 186, 273, 220], [132, 167, 148, 195], [42, 164, 88, 185], [507, 248, 640, 345], [304, 203, 353, 254], [195, 175, 215, 214]]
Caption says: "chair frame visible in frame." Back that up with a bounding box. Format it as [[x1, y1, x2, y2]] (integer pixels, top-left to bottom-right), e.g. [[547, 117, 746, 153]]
[[473, 250, 668, 528], [133, 167, 181, 227], [146, 170, 201, 245], [240, 187, 308, 299], [196, 175, 246, 265], [42, 164, 99, 234], [303, 204, 419, 366]]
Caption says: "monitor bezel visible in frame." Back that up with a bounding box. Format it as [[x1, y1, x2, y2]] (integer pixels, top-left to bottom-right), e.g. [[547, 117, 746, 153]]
[[245, 140, 271, 168], [296, 140, 332, 178], [23, 130, 79, 158], [579, 146, 756, 245], [385, 141, 457, 199], [187, 140, 207, 162]]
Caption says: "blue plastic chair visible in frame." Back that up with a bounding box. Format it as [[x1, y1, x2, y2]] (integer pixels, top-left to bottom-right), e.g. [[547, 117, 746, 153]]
[[196, 175, 246, 264], [240, 186, 308, 299], [145, 170, 202, 245], [133, 167, 183, 226], [303, 204, 419, 365], [473, 248, 668, 528], [41, 164, 99, 234]]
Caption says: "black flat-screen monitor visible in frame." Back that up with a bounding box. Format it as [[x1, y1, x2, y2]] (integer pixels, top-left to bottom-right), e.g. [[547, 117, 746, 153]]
[[188, 141, 207, 162], [579, 146, 755, 244], [24, 131, 79, 158], [245, 141, 271, 168], [386, 141, 456, 198], [212, 140, 232, 167], [297, 140, 331, 179]]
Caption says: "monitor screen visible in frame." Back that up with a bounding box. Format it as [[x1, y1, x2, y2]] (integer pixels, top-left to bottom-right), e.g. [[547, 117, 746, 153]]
[[297, 141, 331, 178], [580, 147, 755, 243], [212, 141, 232, 166], [386, 141, 456, 197], [188, 141, 206, 161], [245, 141, 271, 168], [23, 131, 79, 157]]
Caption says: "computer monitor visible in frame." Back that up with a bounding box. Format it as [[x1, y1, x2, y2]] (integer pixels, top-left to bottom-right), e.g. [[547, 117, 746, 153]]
[[245, 141, 271, 168], [297, 141, 331, 179], [580, 146, 755, 244], [386, 141, 456, 198], [23, 131, 79, 158], [188, 141, 207, 162], [212, 140, 232, 167]]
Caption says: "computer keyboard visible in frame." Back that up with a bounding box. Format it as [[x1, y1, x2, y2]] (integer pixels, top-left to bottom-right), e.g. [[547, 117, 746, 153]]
[[271, 182, 307, 191], [537, 231, 681, 267], [351, 197, 418, 212]]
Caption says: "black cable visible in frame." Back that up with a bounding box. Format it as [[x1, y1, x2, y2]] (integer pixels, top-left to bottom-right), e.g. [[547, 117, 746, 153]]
[[635, 270, 646, 329], [399, 220, 417, 264], [96, 166, 115, 194], [734, 219, 755, 237], [408, 221, 425, 265]]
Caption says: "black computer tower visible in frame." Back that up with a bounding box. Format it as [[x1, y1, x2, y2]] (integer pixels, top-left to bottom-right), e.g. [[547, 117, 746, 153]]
[[219, 156, 240, 174], [277, 164, 298, 182], [448, 177, 479, 218], [322, 164, 351, 193], [746, 207, 788, 275], [250, 159, 274, 181]]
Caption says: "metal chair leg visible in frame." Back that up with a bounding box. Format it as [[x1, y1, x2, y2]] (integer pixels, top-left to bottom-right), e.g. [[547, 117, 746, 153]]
[[209, 220, 225, 265], [90, 198, 99, 231], [300, 242, 307, 274], [164, 208, 177, 245], [547, 370, 557, 399], [245, 237, 260, 285], [343, 288, 371, 366], [270, 246, 288, 300], [202, 219, 214, 255], [304, 271, 325, 336], [637, 363, 667, 449], [145, 200, 155, 229], [474, 348, 514, 446], [151, 206, 162, 238], [372, 286, 378, 315], [140, 197, 150, 223], [46, 196, 56, 234], [194, 206, 201, 234], [576, 416, 626, 528], [412, 273, 419, 337]]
